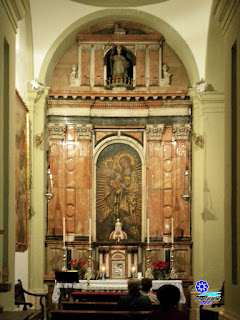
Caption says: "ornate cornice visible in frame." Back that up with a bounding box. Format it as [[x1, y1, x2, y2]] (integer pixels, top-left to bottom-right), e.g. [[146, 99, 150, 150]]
[[1, 0, 26, 32], [48, 90, 189, 102], [48, 123, 66, 139], [146, 124, 164, 140], [76, 33, 163, 44]]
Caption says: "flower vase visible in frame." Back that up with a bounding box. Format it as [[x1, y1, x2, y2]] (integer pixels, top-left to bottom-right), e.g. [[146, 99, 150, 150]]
[[156, 270, 165, 280], [78, 269, 84, 280]]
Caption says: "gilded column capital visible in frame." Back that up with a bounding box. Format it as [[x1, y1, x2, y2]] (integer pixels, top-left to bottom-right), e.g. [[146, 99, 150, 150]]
[[172, 124, 191, 140], [48, 123, 66, 139], [75, 124, 93, 140], [146, 124, 164, 140]]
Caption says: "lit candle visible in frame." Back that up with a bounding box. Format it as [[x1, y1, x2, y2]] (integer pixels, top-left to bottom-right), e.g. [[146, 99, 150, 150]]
[[147, 218, 150, 244], [101, 266, 105, 272], [171, 218, 174, 243], [89, 218, 92, 244], [63, 217, 66, 244]]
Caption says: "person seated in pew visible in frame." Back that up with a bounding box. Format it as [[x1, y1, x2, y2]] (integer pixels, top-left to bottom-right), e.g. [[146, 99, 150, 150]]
[[116, 279, 152, 311], [145, 285, 188, 320], [140, 278, 159, 304]]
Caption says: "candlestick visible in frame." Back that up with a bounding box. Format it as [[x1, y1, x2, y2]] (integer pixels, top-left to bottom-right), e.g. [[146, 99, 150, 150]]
[[101, 266, 105, 281], [170, 243, 178, 279], [147, 218, 150, 244], [145, 245, 153, 279], [61, 244, 67, 272], [89, 218, 91, 244], [63, 217, 66, 244], [171, 218, 174, 243], [131, 266, 136, 278]]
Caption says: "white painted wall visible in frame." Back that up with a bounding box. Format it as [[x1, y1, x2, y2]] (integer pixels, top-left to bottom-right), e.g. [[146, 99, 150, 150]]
[[16, 6, 33, 104], [29, 0, 212, 81], [15, 251, 29, 290]]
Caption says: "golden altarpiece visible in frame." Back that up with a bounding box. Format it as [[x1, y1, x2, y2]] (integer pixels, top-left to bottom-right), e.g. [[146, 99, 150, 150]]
[[45, 22, 192, 281]]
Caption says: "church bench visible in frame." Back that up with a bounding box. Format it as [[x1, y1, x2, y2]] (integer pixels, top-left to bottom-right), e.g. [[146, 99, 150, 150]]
[[62, 301, 160, 311], [15, 280, 48, 320], [71, 291, 127, 302], [62, 301, 118, 310], [0, 310, 34, 320], [51, 309, 151, 320]]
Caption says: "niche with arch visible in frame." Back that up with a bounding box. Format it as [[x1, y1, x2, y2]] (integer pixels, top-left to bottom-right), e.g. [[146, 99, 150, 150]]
[[96, 143, 142, 241], [104, 45, 136, 89]]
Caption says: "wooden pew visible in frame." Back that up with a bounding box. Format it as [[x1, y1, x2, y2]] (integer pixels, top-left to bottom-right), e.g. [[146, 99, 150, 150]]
[[15, 280, 48, 320], [62, 301, 117, 310], [0, 310, 34, 320], [62, 301, 160, 311], [71, 291, 127, 302], [51, 309, 151, 320]]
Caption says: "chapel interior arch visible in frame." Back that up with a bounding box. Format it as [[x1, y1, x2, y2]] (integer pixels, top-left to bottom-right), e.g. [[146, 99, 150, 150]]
[[45, 20, 192, 280]]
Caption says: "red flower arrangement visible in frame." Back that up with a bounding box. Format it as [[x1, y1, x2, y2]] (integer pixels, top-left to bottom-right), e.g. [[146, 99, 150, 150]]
[[68, 258, 86, 270], [152, 261, 169, 270], [152, 261, 169, 280]]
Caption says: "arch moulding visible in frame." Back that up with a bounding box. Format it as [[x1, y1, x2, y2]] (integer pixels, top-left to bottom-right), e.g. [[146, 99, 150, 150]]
[[39, 9, 199, 87], [92, 135, 146, 242]]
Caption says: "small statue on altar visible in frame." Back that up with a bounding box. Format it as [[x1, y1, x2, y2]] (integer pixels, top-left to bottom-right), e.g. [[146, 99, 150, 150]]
[[109, 218, 127, 242]]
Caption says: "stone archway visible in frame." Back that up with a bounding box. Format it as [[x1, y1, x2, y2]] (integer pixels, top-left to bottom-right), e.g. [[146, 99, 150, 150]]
[[38, 9, 199, 86]]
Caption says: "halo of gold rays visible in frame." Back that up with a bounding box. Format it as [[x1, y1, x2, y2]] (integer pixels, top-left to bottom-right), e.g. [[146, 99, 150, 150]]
[[96, 145, 142, 240], [114, 151, 136, 169]]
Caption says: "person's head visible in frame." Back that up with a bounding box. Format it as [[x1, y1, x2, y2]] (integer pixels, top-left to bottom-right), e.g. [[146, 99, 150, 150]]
[[119, 156, 131, 169], [141, 278, 153, 293], [127, 279, 141, 297], [107, 160, 114, 169], [157, 285, 180, 308], [117, 44, 122, 55]]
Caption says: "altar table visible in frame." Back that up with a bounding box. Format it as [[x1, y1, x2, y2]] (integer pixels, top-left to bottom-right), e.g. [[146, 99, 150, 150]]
[[52, 279, 186, 304]]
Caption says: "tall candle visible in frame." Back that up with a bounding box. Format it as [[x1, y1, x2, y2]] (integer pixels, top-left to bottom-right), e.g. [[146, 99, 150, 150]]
[[89, 218, 92, 244], [63, 217, 66, 244], [171, 218, 174, 243], [147, 218, 150, 244]]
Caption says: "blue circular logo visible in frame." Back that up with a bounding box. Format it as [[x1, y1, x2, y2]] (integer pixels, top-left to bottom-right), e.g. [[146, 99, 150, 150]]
[[195, 280, 209, 294]]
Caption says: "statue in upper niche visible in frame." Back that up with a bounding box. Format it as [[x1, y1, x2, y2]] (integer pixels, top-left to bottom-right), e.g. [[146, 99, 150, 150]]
[[160, 64, 172, 86], [69, 64, 80, 86], [114, 24, 126, 34], [110, 45, 129, 79]]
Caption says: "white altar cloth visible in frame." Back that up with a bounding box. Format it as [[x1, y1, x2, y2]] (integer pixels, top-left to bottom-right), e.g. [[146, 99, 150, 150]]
[[52, 279, 186, 304]]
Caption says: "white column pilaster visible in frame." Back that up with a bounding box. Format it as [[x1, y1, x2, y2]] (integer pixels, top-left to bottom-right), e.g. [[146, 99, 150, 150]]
[[189, 88, 225, 318], [90, 45, 95, 88], [145, 45, 149, 88], [27, 86, 50, 293]]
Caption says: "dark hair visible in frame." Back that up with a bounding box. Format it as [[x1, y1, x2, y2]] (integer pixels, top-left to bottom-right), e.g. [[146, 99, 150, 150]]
[[141, 278, 152, 292], [128, 279, 141, 297], [157, 285, 180, 308]]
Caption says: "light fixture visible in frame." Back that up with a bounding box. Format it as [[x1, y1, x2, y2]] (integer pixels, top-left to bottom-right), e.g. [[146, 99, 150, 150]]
[[181, 166, 191, 202], [131, 266, 136, 278], [45, 166, 54, 201], [101, 266, 106, 280]]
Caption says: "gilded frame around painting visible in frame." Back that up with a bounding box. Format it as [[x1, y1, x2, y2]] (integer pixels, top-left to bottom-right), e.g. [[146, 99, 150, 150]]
[[96, 143, 142, 242], [15, 90, 30, 252]]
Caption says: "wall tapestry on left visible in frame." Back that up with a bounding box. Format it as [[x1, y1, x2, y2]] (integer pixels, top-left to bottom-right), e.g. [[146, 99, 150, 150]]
[[15, 90, 29, 252]]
